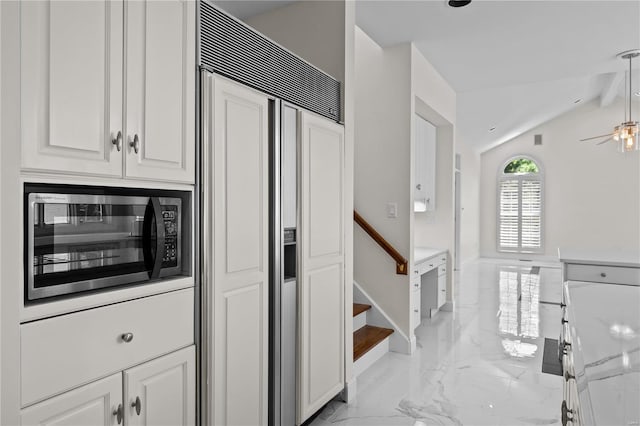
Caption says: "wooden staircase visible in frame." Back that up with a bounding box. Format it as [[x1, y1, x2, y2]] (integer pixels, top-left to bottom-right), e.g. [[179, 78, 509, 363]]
[[352, 303, 394, 375]]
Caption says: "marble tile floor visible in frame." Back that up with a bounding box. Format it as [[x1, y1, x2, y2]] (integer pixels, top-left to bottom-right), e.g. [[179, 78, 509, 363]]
[[311, 259, 564, 426]]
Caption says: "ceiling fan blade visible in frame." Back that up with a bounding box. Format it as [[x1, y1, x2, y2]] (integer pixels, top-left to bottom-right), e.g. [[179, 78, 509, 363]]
[[580, 133, 613, 141], [596, 137, 613, 145]]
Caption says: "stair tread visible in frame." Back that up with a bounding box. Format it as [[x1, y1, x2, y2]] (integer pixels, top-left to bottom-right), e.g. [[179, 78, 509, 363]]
[[353, 325, 394, 361], [353, 303, 372, 317]]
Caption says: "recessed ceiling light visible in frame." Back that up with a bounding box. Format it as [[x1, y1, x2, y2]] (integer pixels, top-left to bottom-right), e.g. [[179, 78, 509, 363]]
[[448, 0, 472, 7], [489, 127, 496, 132], [574, 99, 582, 104]]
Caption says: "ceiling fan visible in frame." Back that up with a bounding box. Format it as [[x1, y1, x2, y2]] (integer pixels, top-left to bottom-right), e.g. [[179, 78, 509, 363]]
[[580, 49, 640, 152]]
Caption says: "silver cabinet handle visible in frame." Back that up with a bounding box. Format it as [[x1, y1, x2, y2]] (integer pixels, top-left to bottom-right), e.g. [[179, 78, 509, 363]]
[[561, 400, 574, 426], [132, 396, 142, 416], [441, 289, 445, 292], [414, 270, 419, 274], [121, 332, 134, 343], [130, 134, 140, 154], [112, 131, 122, 152], [429, 264, 433, 267], [416, 184, 422, 190], [414, 283, 419, 288], [113, 404, 123, 424], [414, 309, 419, 313], [600, 272, 607, 278]]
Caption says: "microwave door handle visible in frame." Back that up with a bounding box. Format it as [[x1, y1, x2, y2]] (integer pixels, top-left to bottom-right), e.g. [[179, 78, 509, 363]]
[[148, 197, 165, 279]]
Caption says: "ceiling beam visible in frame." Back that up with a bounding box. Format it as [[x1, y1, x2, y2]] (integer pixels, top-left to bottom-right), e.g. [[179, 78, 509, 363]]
[[600, 71, 624, 108]]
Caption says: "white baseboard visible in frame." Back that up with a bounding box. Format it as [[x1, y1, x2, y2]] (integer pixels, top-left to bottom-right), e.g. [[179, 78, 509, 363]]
[[441, 301, 454, 312], [340, 379, 357, 403]]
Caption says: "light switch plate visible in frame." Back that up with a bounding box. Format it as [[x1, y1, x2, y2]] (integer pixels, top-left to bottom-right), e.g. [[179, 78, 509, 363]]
[[386, 202, 398, 218]]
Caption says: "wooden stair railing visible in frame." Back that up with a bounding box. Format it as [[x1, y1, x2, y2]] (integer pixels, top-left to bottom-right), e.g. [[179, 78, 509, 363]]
[[354, 210, 408, 275]]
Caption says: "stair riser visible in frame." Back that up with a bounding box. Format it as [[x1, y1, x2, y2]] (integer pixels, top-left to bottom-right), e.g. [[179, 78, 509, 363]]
[[353, 310, 367, 332], [353, 336, 390, 377]]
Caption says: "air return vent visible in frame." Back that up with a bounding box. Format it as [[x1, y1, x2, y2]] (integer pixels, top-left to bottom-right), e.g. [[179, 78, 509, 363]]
[[200, 2, 341, 122]]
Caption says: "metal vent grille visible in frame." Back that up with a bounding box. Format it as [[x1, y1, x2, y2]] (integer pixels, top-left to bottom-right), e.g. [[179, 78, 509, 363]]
[[200, 2, 341, 122]]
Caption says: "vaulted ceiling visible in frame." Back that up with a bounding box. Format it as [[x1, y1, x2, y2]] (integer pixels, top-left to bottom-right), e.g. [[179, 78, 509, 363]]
[[214, 0, 640, 152]]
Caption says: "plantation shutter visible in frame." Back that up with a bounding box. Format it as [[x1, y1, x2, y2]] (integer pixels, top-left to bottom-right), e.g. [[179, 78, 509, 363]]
[[499, 180, 520, 249], [499, 178, 542, 252], [521, 180, 542, 249]]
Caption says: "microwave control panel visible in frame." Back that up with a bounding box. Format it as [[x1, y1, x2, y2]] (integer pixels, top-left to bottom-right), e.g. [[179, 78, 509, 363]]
[[161, 206, 179, 267]]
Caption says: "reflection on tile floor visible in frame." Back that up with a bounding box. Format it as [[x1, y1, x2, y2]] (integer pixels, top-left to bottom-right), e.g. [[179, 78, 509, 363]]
[[311, 259, 564, 426]]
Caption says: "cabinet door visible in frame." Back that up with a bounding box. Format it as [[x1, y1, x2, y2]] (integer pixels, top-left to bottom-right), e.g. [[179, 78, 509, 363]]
[[414, 115, 436, 212], [21, 373, 122, 426], [21, 1, 123, 176], [125, 0, 195, 183], [437, 273, 446, 308], [124, 346, 195, 426], [298, 111, 345, 424], [209, 76, 269, 426]]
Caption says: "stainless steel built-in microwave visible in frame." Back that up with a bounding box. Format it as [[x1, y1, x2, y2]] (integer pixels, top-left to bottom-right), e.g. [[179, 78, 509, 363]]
[[24, 184, 191, 302]]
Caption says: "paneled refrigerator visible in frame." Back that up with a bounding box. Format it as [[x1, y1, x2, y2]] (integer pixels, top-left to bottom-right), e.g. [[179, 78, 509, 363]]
[[199, 4, 347, 425]]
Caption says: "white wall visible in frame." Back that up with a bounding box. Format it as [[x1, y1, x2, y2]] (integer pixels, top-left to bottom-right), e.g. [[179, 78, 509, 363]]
[[1, 2, 21, 423], [480, 98, 640, 259], [411, 45, 456, 307], [353, 26, 412, 335], [456, 142, 481, 263], [354, 26, 457, 339]]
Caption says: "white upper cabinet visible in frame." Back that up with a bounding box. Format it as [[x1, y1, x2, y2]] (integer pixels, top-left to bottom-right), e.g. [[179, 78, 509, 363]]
[[20, 0, 195, 184], [414, 115, 436, 212], [21, 1, 124, 177], [124, 0, 195, 183]]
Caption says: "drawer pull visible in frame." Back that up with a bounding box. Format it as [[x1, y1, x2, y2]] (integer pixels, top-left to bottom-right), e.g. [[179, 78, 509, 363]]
[[561, 318, 568, 324], [414, 309, 419, 313], [132, 396, 142, 416], [441, 289, 445, 292], [414, 283, 420, 288], [600, 272, 607, 278], [121, 332, 134, 343], [561, 400, 574, 426], [429, 264, 433, 267], [414, 270, 419, 274], [113, 404, 123, 424]]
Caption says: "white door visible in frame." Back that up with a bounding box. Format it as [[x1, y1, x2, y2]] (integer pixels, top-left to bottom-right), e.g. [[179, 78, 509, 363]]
[[21, 373, 122, 426], [209, 75, 269, 426], [123, 346, 195, 426], [124, 0, 195, 183], [21, 0, 123, 176], [298, 111, 345, 424]]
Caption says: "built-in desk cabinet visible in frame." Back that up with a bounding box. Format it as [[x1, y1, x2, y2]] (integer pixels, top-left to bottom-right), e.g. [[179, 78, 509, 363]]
[[411, 251, 447, 329], [20, 0, 195, 183]]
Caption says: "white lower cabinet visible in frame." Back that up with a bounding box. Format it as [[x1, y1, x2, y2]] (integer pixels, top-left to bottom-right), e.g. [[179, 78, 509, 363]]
[[21, 373, 122, 426], [124, 346, 195, 426], [21, 346, 195, 426]]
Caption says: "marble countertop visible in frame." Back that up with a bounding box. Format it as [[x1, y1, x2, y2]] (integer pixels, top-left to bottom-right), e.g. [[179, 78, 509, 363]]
[[559, 248, 640, 268], [414, 247, 447, 264], [565, 280, 640, 426]]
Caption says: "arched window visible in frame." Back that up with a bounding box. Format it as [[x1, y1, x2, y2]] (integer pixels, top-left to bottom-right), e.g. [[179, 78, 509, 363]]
[[498, 156, 543, 252]]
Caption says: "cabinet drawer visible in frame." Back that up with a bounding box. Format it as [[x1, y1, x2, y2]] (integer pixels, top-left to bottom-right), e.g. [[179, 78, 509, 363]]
[[565, 264, 640, 285], [437, 273, 446, 308], [21, 288, 194, 407]]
